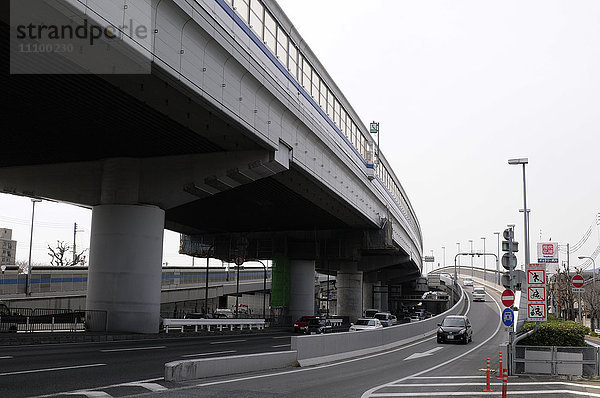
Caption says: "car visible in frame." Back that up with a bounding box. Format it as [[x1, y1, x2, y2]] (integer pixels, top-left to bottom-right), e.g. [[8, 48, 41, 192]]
[[473, 287, 486, 301], [304, 318, 332, 334], [409, 314, 421, 323], [349, 318, 383, 331], [364, 308, 379, 318], [293, 315, 319, 333], [374, 312, 397, 327], [463, 277, 473, 287], [437, 315, 472, 344]]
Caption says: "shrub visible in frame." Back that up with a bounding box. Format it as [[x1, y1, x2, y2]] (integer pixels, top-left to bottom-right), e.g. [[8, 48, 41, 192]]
[[519, 319, 590, 346]]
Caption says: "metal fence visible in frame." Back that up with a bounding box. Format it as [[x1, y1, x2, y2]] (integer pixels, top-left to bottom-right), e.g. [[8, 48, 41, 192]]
[[512, 345, 599, 377], [0, 308, 107, 333]]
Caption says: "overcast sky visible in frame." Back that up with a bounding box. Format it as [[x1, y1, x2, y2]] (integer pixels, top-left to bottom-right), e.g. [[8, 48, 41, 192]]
[[1, 0, 598, 274]]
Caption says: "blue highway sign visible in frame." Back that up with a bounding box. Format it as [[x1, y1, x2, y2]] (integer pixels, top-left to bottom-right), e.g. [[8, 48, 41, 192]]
[[502, 307, 514, 327]]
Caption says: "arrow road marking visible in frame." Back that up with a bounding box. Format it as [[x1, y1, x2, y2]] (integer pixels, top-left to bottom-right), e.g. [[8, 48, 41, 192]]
[[404, 347, 443, 361]]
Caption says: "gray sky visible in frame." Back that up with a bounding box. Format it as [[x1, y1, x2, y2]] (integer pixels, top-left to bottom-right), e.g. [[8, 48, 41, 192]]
[[1, 0, 599, 274]]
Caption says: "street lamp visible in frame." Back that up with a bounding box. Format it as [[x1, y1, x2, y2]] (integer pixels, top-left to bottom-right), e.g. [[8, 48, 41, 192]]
[[578, 256, 596, 291], [494, 232, 500, 285], [456, 243, 461, 273], [481, 237, 486, 281], [255, 260, 269, 319], [26, 198, 42, 296], [469, 240, 473, 276], [509, 157, 531, 269]]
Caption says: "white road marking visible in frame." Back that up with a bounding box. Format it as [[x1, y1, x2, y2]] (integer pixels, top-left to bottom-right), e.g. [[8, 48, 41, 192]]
[[100, 345, 165, 352], [210, 339, 247, 345], [361, 290, 499, 398], [272, 336, 291, 339], [404, 347, 443, 360], [121, 382, 167, 391], [369, 391, 600, 397], [410, 376, 486, 379], [182, 350, 236, 357], [65, 391, 112, 397], [272, 344, 291, 348], [28, 377, 164, 398], [0, 356, 13, 359], [0, 363, 106, 376]]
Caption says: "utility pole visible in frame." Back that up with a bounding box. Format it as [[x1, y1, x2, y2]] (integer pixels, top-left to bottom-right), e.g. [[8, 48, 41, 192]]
[[73, 222, 84, 265]]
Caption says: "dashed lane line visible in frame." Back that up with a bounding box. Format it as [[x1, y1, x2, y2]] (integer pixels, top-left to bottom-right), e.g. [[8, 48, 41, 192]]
[[182, 350, 236, 357]]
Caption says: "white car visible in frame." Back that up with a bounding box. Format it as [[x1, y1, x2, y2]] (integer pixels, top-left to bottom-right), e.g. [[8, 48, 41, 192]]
[[349, 318, 383, 331], [473, 287, 486, 301], [374, 312, 397, 327], [463, 277, 473, 287]]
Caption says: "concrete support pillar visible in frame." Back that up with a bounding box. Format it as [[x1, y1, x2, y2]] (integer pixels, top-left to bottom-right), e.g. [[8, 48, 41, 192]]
[[289, 260, 315, 322], [337, 263, 363, 322], [363, 282, 373, 312], [86, 204, 164, 333]]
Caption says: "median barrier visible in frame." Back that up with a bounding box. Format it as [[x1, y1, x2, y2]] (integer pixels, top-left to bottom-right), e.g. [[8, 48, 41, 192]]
[[292, 285, 466, 366], [165, 351, 298, 381], [162, 318, 266, 333], [163, 285, 466, 380]]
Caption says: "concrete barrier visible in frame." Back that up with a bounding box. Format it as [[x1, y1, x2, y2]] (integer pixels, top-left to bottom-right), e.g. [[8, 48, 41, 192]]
[[165, 351, 298, 381], [164, 285, 466, 381], [292, 285, 466, 366]]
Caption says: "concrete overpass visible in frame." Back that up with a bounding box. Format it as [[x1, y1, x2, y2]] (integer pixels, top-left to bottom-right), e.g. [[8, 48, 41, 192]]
[[2, 0, 423, 332]]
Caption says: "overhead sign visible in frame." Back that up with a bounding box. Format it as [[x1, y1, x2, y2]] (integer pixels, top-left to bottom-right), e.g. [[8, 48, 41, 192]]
[[424, 256, 435, 262], [537, 242, 558, 263], [502, 308, 514, 327], [501, 289, 515, 307], [527, 263, 547, 322], [572, 274, 584, 288]]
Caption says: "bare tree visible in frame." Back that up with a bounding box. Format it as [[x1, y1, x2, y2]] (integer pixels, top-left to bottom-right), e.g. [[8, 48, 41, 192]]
[[47, 240, 87, 266], [550, 262, 576, 320], [583, 285, 599, 330]]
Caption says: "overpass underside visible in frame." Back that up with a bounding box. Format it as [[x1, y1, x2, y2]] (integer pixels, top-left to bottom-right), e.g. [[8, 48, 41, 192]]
[[1, 0, 421, 332]]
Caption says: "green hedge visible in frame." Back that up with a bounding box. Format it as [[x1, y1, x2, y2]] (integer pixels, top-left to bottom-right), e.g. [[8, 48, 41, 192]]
[[519, 315, 590, 346]]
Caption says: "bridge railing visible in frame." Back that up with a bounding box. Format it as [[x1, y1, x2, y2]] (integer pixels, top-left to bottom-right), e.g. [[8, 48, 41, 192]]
[[0, 308, 107, 333]]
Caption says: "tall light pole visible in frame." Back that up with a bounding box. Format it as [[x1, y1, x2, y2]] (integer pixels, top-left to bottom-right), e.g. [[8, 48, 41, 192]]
[[26, 198, 42, 296], [494, 232, 500, 284], [481, 237, 486, 281], [578, 256, 596, 291], [256, 260, 269, 319], [456, 243, 461, 273], [509, 158, 531, 269], [469, 239, 473, 276]]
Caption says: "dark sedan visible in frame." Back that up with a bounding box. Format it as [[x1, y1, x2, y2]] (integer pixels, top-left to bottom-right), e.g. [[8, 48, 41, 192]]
[[437, 315, 472, 344]]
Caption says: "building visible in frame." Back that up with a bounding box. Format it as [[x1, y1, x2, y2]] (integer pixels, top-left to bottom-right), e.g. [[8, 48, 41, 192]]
[[1, 228, 17, 265]]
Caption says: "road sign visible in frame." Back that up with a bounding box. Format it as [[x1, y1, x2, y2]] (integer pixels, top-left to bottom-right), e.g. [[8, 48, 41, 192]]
[[527, 269, 545, 285], [572, 274, 584, 288], [424, 256, 435, 262], [528, 286, 546, 302], [527, 303, 547, 321], [234, 256, 244, 266], [573, 287, 585, 293], [501, 289, 515, 307], [502, 308, 514, 327]]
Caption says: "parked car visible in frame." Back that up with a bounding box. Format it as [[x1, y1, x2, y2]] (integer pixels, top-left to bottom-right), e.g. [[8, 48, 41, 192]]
[[472, 287, 486, 301], [293, 315, 319, 333], [437, 315, 472, 344], [463, 277, 473, 287], [349, 318, 383, 331], [374, 312, 397, 327]]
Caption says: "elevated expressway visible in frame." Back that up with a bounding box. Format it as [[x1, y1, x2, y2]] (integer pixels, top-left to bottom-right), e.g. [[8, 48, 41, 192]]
[[1, 0, 422, 332]]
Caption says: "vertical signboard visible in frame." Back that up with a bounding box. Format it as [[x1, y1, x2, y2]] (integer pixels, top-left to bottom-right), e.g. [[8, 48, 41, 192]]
[[526, 263, 547, 321], [537, 242, 558, 263]]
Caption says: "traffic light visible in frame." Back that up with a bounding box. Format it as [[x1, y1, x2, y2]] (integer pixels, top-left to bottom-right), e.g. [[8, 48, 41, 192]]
[[501, 227, 518, 290]]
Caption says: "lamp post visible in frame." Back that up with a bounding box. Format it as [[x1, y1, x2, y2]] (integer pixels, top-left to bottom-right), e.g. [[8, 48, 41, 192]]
[[481, 237, 486, 281], [456, 242, 461, 273], [509, 158, 531, 269], [494, 232, 500, 285], [469, 240, 473, 276], [26, 198, 42, 296], [578, 256, 596, 290]]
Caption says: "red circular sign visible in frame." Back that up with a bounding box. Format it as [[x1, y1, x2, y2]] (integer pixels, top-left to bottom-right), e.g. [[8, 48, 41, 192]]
[[572, 274, 584, 288], [501, 289, 515, 307]]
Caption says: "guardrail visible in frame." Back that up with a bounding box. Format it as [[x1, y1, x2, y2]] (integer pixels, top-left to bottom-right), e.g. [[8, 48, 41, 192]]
[[161, 318, 267, 333], [0, 308, 107, 333], [513, 345, 599, 377]]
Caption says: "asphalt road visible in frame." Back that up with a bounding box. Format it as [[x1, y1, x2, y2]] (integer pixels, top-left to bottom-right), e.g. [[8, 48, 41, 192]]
[[3, 283, 599, 397]]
